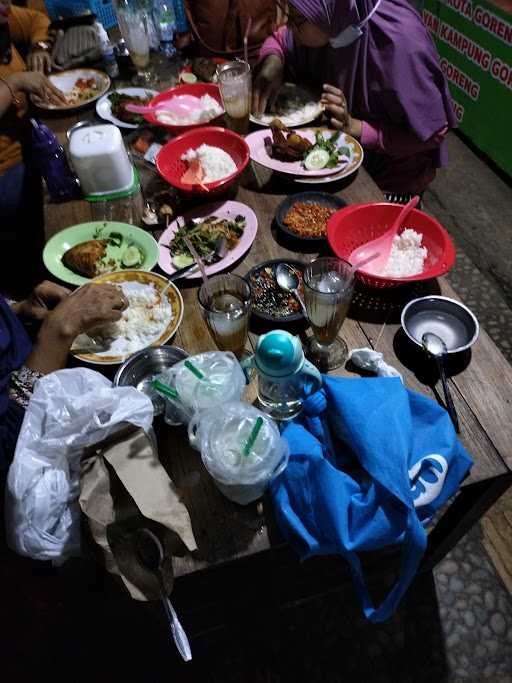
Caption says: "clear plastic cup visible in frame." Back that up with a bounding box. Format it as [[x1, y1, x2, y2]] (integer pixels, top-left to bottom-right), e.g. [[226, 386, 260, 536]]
[[188, 402, 289, 505]]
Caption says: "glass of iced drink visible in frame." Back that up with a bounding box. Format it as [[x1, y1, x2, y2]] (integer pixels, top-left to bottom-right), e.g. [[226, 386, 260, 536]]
[[116, 0, 153, 85], [217, 60, 251, 135], [303, 257, 355, 370], [198, 274, 252, 358]]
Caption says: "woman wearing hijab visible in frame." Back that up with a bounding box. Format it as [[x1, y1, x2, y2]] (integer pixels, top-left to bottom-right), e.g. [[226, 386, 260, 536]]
[[253, 0, 456, 200]]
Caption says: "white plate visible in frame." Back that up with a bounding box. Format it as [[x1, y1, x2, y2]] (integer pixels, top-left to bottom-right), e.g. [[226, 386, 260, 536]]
[[250, 82, 324, 127], [96, 87, 159, 129], [158, 201, 258, 279], [37, 68, 111, 111]]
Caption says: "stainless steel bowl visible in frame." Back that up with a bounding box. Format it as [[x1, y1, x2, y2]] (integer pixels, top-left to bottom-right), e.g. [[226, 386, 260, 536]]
[[401, 295, 479, 353], [113, 345, 189, 416]]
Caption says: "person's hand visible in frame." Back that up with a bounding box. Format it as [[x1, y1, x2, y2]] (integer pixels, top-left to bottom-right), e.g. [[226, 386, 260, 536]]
[[6, 71, 67, 107], [12, 281, 71, 322], [321, 84, 362, 138], [42, 283, 129, 340], [27, 49, 52, 75], [252, 55, 284, 118]]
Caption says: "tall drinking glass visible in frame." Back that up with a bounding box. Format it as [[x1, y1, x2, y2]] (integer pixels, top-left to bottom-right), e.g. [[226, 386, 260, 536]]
[[217, 60, 251, 135], [303, 257, 355, 370], [115, 0, 153, 85], [198, 274, 252, 358]]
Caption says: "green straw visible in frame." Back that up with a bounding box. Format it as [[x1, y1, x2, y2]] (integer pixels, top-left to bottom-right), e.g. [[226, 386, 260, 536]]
[[151, 379, 180, 401], [184, 360, 205, 380], [243, 417, 264, 457]]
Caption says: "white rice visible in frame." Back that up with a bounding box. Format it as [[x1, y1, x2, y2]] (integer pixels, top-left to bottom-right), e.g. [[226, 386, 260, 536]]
[[383, 228, 428, 278], [72, 282, 173, 356], [156, 94, 223, 126], [257, 101, 322, 127], [182, 144, 237, 183]]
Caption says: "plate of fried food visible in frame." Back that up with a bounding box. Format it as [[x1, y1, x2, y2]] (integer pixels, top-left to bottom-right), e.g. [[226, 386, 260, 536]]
[[246, 120, 361, 178], [275, 192, 346, 242], [36, 68, 110, 111], [96, 87, 159, 129], [71, 270, 184, 365], [43, 221, 159, 286], [158, 200, 258, 279]]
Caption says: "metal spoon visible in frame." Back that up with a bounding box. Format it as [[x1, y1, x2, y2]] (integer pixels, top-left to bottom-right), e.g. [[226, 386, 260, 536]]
[[275, 263, 307, 317], [421, 332, 460, 433], [134, 528, 192, 661]]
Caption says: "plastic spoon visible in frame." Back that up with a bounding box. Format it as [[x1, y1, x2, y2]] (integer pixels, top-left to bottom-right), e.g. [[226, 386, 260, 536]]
[[126, 95, 204, 118], [275, 263, 307, 317], [348, 252, 380, 275], [134, 528, 192, 662], [422, 331, 460, 433], [348, 195, 420, 275]]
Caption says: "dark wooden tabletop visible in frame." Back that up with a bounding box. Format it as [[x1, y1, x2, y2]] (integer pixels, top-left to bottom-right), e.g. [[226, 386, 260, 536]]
[[41, 80, 512, 578]]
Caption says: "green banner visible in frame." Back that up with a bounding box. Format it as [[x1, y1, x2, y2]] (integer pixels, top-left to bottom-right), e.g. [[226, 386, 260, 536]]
[[423, 0, 512, 177]]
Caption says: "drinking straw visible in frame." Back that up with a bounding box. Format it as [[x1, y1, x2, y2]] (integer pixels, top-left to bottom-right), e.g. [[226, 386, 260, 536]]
[[243, 416, 263, 457], [152, 379, 180, 400], [243, 17, 252, 66], [184, 360, 205, 380]]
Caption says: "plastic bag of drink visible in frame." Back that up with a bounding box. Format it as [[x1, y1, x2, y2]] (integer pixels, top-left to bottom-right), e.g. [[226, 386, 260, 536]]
[[188, 402, 289, 505], [156, 351, 246, 426]]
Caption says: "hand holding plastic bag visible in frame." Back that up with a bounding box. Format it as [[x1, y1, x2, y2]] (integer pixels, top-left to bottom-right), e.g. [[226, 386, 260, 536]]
[[6, 368, 153, 561]]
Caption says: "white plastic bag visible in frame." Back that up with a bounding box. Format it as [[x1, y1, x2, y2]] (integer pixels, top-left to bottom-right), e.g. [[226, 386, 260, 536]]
[[5, 368, 154, 561]]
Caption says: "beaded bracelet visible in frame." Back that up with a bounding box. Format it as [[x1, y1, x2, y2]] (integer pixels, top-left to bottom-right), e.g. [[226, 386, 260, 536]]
[[0, 76, 21, 106]]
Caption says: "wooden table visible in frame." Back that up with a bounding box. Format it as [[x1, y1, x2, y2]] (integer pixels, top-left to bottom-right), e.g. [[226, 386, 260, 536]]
[[42, 97, 512, 583]]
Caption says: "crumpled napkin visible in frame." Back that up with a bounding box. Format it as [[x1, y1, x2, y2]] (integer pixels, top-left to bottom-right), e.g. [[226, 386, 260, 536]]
[[349, 348, 403, 382]]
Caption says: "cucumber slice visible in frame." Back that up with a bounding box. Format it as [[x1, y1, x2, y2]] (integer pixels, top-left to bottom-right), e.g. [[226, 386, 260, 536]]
[[121, 245, 143, 268], [180, 72, 198, 84], [172, 253, 194, 269], [304, 148, 330, 171]]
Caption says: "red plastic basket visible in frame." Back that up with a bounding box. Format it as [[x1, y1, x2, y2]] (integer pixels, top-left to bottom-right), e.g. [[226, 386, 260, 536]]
[[327, 203, 456, 289], [144, 83, 224, 134], [156, 126, 250, 194]]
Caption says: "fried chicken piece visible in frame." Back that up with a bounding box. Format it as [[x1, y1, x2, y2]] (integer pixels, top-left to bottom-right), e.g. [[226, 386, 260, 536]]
[[286, 132, 313, 153], [62, 239, 108, 278], [269, 118, 288, 131], [269, 121, 310, 161]]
